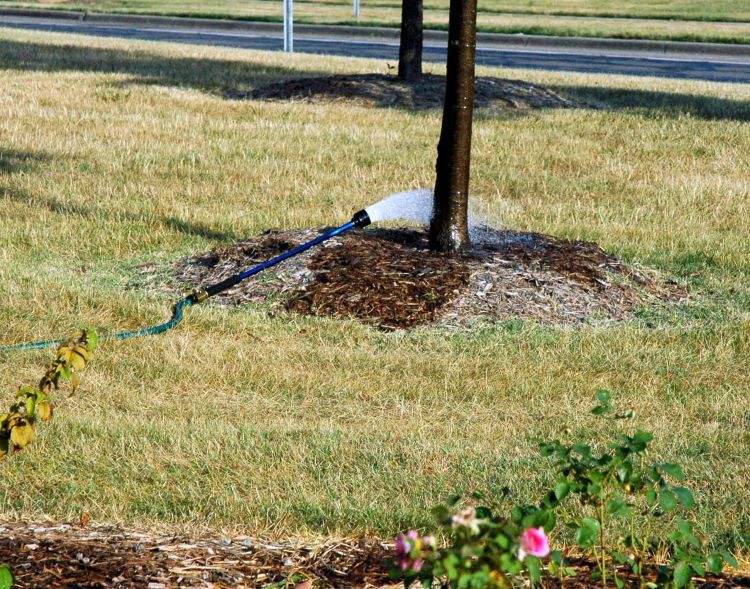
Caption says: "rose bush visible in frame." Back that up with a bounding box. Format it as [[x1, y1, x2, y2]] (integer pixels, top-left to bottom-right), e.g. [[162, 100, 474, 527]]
[[391, 392, 738, 588]]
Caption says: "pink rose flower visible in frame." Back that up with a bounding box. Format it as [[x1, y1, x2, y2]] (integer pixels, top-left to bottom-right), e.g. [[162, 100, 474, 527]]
[[518, 527, 550, 561], [396, 530, 426, 572]]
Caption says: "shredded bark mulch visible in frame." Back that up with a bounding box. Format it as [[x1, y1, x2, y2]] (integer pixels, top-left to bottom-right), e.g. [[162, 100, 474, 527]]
[[0, 522, 390, 589], [169, 226, 687, 329], [2, 522, 749, 588], [245, 73, 582, 110]]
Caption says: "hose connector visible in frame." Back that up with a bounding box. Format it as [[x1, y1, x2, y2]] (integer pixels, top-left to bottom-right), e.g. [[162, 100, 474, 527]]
[[351, 209, 371, 228], [187, 289, 209, 305]]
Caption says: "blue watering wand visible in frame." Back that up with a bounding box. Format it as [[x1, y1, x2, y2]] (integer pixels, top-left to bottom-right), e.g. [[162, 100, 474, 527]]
[[0, 209, 371, 354]]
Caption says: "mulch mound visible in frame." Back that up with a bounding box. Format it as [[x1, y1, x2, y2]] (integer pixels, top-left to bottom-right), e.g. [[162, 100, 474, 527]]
[[170, 226, 687, 329], [2, 522, 749, 588], [245, 73, 582, 110]]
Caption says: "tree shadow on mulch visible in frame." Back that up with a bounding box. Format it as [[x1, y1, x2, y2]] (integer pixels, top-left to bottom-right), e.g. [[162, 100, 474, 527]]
[[247, 73, 750, 122], [246, 73, 584, 111], [171, 226, 688, 330]]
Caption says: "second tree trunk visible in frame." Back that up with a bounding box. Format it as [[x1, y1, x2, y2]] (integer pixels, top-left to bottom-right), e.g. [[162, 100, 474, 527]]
[[398, 0, 423, 81]]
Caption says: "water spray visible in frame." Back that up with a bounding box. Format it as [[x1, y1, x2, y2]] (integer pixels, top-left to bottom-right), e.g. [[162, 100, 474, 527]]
[[1, 189, 433, 354]]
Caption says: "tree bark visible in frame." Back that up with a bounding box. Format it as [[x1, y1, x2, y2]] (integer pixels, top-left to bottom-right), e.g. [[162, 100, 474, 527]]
[[398, 0, 423, 81], [428, 0, 477, 252]]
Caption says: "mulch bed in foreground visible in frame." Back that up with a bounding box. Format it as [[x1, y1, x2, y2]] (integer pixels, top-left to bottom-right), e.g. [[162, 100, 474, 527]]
[[245, 73, 583, 111], [2, 522, 749, 588], [0, 522, 389, 589], [170, 226, 687, 329]]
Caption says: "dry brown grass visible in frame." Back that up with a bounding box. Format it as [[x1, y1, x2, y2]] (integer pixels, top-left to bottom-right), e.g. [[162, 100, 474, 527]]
[[0, 29, 748, 563]]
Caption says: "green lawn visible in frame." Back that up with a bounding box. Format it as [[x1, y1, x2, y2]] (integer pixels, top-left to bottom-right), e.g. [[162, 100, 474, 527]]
[[4, 0, 750, 44], [0, 28, 749, 558]]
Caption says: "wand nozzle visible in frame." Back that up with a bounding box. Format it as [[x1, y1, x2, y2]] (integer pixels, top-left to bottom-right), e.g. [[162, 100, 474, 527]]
[[351, 209, 371, 228]]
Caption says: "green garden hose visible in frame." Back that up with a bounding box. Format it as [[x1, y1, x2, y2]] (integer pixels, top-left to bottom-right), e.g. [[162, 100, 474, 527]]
[[0, 205, 373, 356], [0, 296, 195, 355]]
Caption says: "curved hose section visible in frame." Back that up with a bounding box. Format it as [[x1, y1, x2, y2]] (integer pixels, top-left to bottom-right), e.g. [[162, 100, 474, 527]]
[[0, 297, 194, 355], [0, 213, 369, 356]]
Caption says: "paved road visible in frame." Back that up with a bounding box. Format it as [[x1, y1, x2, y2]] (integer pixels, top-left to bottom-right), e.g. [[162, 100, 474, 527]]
[[2, 15, 750, 83]]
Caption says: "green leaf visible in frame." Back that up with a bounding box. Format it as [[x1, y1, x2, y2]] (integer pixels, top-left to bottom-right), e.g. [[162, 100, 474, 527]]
[[607, 497, 632, 518], [431, 504, 451, 523], [659, 489, 677, 512], [85, 329, 99, 350], [707, 553, 723, 575], [0, 566, 13, 589], [555, 479, 570, 501], [596, 389, 611, 405], [721, 550, 739, 569], [673, 487, 695, 509], [661, 463, 685, 481], [543, 510, 557, 533], [633, 430, 654, 445], [575, 517, 600, 548], [526, 556, 541, 582], [674, 562, 692, 588], [614, 573, 625, 589], [539, 444, 554, 457], [458, 572, 471, 589], [646, 488, 657, 505]]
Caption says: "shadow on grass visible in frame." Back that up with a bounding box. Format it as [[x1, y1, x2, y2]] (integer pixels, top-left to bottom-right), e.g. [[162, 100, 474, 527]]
[[550, 84, 750, 122], [0, 37, 322, 96], [0, 149, 52, 174], [0, 151, 240, 243], [17, 190, 240, 242], [3, 38, 749, 121]]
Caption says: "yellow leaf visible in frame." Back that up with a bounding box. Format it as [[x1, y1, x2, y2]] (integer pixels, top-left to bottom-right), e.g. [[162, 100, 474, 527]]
[[70, 352, 86, 372], [57, 348, 72, 363], [71, 372, 80, 394], [10, 423, 34, 448], [74, 346, 93, 362], [36, 401, 53, 422]]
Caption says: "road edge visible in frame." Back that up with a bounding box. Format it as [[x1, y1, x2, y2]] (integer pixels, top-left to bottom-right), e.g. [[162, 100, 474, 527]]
[[2, 6, 750, 57]]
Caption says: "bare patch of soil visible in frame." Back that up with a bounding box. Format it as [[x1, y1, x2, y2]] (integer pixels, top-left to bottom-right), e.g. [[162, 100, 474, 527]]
[[2, 522, 748, 588], [245, 73, 583, 110], [171, 227, 687, 329]]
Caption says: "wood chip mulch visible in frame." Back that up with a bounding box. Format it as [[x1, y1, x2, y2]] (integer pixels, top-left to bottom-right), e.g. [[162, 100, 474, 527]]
[[169, 226, 687, 330], [0, 522, 390, 589], [244, 73, 583, 111], [2, 522, 748, 588]]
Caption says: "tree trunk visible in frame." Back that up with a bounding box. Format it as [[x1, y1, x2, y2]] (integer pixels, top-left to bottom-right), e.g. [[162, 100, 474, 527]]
[[398, 0, 423, 81], [428, 0, 477, 252]]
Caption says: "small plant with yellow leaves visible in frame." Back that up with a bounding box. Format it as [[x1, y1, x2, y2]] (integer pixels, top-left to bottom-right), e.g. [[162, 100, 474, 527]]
[[0, 329, 97, 459]]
